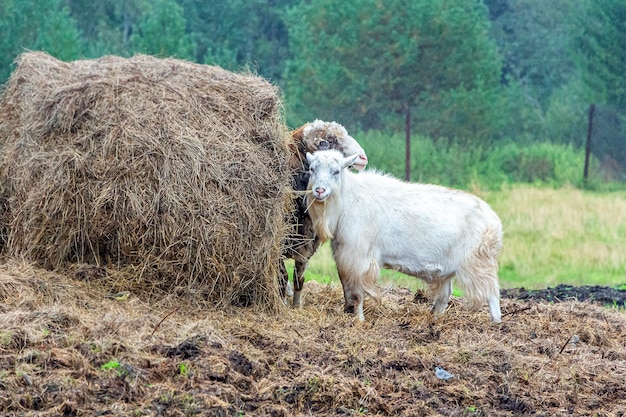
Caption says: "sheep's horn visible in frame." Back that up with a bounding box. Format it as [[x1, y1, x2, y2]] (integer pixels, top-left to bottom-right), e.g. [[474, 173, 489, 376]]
[[291, 125, 306, 141]]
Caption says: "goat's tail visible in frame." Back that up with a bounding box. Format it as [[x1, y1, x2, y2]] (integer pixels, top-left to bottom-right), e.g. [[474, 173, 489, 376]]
[[454, 225, 502, 309]]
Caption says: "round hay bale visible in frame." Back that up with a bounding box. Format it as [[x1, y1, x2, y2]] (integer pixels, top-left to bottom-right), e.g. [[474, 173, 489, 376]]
[[0, 52, 292, 310]]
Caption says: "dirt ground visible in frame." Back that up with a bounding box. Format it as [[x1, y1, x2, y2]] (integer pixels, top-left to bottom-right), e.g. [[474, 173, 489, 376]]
[[500, 284, 626, 307], [1, 261, 625, 417]]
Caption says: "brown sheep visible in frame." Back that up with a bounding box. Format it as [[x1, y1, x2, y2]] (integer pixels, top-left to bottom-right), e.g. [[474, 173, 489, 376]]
[[280, 120, 368, 307]]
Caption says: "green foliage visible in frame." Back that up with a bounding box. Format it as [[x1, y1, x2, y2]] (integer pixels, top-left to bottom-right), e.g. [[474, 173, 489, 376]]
[[283, 0, 503, 145], [486, 0, 578, 107], [132, 0, 194, 59], [101, 359, 121, 371], [357, 129, 475, 186], [573, 0, 626, 108], [420, 80, 508, 146], [542, 78, 591, 146], [483, 141, 586, 187], [0, 0, 83, 82], [32, 3, 83, 60], [0, 0, 624, 187], [179, 0, 292, 82], [355, 129, 604, 190], [178, 362, 189, 377], [66, 0, 149, 57]]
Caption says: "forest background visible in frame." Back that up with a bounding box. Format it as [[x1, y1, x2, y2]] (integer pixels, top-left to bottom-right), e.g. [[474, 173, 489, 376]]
[[1, 0, 625, 289]]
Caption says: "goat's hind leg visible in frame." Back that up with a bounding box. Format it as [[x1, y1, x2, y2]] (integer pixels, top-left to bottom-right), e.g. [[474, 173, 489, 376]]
[[488, 293, 502, 323], [291, 211, 321, 308], [340, 281, 365, 321], [484, 269, 502, 323], [455, 261, 502, 323], [292, 258, 307, 308]]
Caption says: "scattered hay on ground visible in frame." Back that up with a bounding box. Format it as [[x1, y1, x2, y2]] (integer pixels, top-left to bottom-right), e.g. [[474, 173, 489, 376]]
[[0, 52, 292, 310], [0, 262, 624, 416]]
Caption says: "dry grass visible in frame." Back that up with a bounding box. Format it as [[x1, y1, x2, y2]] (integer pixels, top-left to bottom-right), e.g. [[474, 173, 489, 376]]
[[486, 185, 626, 288], [0, 261, 624, 416], [0, 52, 293, 310]]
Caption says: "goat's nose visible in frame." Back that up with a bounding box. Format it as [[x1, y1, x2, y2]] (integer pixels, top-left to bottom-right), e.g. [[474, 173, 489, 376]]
[[315, 187, 326, 195], [359, 154, 368, 162]]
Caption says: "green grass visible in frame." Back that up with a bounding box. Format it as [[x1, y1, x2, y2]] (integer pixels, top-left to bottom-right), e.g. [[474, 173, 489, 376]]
[[292, 184, 626, 290], [487, 184, 626, 289]]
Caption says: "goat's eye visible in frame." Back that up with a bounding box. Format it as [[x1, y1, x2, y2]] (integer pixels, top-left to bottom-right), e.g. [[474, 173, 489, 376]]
[[310, 167, 315, 173], [318, 140, 330, 150], [333, 170, 340, 176]]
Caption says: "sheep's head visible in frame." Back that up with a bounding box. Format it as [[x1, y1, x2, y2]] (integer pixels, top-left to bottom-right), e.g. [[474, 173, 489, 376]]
[[292, 120, 368, 171], [306, 150, 359, 201]]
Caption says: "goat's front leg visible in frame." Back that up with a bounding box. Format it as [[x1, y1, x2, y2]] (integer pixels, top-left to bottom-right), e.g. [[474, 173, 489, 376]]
[[353, 290, 365, 321], [339, 271, 365, 321], [430, 278, 453, 316]]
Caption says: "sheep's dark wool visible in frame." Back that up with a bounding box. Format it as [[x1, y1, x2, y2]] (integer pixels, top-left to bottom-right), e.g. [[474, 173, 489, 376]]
[[280, 143, 320, 302], [0, 52, 292, 310], [280, 121, 368, 307]]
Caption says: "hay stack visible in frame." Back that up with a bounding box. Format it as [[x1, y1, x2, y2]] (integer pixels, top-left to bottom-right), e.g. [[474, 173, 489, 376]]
[[0, 52, 292, 309]]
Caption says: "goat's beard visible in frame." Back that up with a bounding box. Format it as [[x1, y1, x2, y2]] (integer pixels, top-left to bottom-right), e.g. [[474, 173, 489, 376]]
[[306, 193, 334, 243]]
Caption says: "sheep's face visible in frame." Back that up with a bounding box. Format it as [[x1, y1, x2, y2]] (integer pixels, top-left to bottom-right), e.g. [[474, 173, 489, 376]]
[[306, 150, 359, 201], [298, 120, 368, 171]]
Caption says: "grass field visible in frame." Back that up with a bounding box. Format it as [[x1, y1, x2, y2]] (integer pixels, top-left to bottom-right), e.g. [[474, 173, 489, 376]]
[[291, 184, 626, 291]]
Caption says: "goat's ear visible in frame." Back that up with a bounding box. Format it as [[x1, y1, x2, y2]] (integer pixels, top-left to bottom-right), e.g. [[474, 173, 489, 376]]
[[343, 153, 360, 168], [306, 152, 314, 164]]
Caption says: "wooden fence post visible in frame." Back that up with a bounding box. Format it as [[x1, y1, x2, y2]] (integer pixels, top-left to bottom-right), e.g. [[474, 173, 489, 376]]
[[583, 104, 595, 186]]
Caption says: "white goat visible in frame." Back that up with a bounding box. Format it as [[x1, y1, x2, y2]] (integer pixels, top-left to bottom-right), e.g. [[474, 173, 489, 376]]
[[281, 120, 368, 308], [306, 150, 503, 322]]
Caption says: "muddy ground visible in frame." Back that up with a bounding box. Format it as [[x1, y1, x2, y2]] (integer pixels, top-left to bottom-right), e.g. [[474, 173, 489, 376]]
[[0, 262, 625, 416], [500, 284, 626, 307]]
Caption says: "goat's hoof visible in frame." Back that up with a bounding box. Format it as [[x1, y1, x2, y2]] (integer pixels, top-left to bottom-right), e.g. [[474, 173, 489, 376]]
[[292, 292, 303, 308], [285, 281, 294, 297]]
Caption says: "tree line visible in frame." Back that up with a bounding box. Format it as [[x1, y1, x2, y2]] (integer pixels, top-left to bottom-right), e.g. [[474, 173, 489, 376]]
[[1, 0, 624, 184]]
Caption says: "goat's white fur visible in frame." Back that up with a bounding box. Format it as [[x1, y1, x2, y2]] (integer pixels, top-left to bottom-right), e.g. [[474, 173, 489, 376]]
[[282, 120, 368, 308], [306, 150, 503, 322]]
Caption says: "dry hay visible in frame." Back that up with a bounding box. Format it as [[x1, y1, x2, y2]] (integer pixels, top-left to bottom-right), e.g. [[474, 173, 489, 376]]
[[0, 261, 624, 416], [0, 52, 292, 309]]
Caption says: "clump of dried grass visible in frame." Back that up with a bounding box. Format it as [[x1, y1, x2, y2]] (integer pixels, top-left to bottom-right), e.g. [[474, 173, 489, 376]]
[[0, 263, 624, 416], [0, 52, 292, 310]]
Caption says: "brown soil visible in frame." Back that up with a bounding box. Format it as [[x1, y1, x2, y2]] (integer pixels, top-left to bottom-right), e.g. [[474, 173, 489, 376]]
[[1, 262, 625, 416]]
